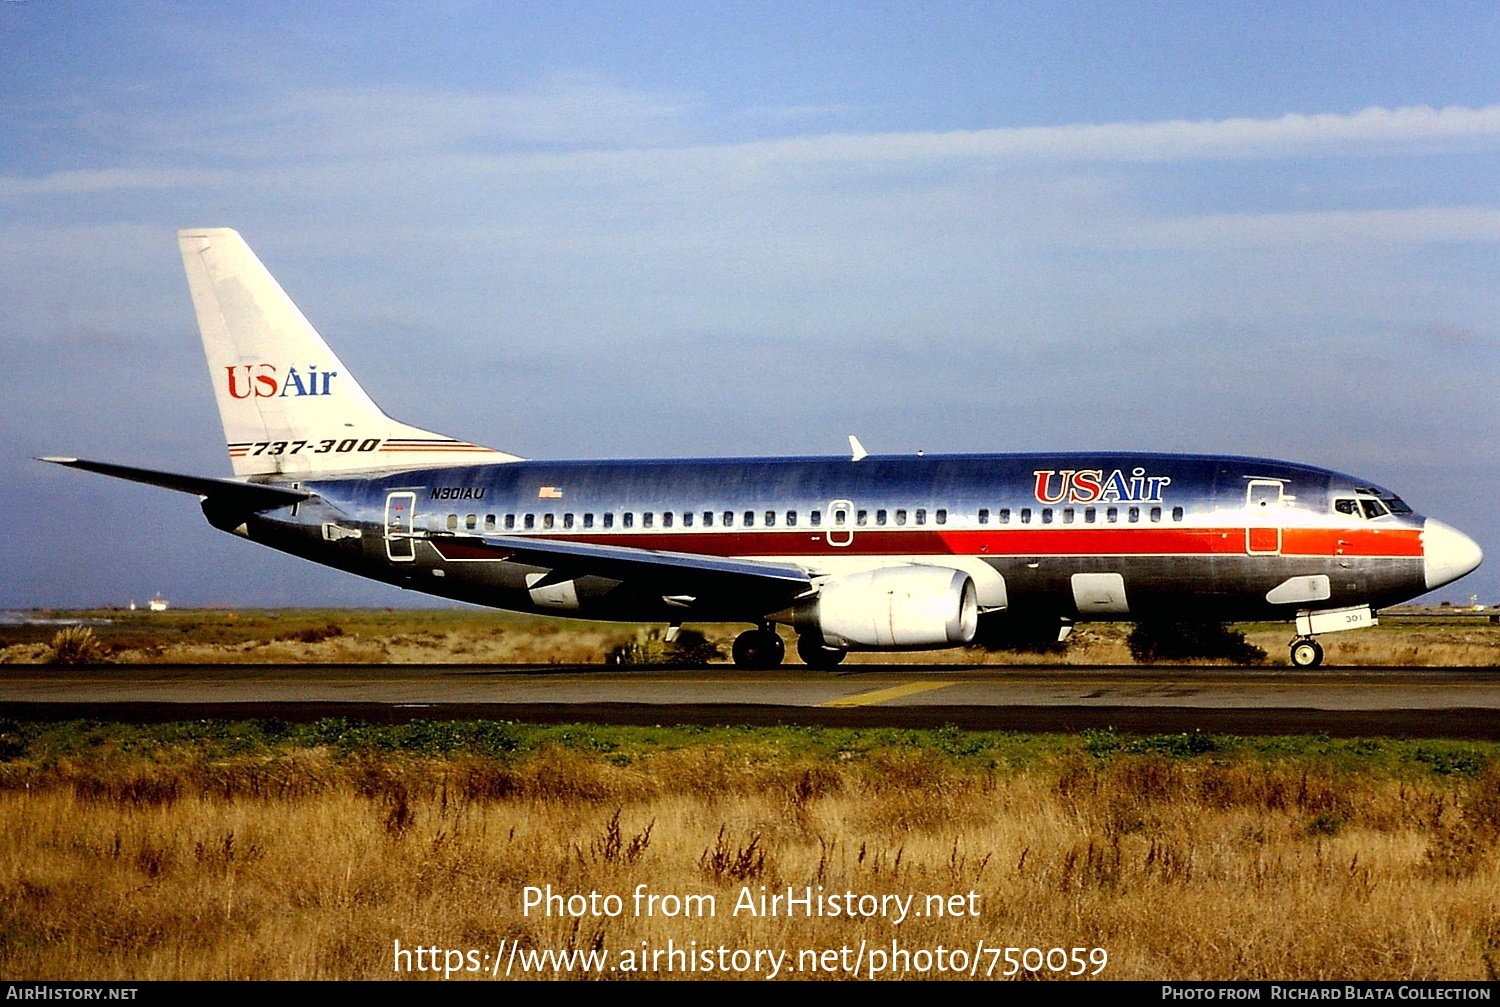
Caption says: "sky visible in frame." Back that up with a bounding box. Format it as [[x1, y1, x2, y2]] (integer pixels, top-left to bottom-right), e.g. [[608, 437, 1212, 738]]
[[2, 2, 1498, 609]]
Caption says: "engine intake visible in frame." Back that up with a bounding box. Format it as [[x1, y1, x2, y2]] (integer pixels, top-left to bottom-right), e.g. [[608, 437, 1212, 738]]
[[801, 566, 979, 649]]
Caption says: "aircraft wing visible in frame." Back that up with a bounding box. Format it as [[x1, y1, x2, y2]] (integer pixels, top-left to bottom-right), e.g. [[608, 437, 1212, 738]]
[[39, 457, 309, 511], [434, 534, 815, 611]]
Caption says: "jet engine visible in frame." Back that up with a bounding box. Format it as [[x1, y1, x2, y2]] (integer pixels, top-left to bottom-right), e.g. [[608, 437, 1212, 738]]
[[799, 566, 979, 649]]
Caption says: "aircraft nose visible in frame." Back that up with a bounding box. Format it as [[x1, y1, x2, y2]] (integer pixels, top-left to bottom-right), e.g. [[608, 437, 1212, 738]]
[[1423, 519, 1484, 590]]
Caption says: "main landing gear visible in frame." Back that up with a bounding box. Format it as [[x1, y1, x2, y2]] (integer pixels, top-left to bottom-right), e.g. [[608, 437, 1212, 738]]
[[1289, 637, 1324, 668], [796, 633, 847, 670], [731, 626, 785, 669]]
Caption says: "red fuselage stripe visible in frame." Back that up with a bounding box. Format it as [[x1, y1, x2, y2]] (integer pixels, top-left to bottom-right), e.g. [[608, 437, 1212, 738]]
[[433, 525, 1423, 560]]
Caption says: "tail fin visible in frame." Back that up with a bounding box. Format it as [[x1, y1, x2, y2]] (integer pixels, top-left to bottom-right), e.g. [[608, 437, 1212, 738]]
[[178, 228, 521, 477]]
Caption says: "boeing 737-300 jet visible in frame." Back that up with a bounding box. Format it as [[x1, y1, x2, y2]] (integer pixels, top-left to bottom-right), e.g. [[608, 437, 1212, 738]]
[[43, 229, 1484, 668]]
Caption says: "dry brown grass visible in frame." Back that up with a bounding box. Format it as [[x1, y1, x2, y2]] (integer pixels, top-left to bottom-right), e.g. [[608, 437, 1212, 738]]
[[5, 607, 1497, 666], [0, 731, 1496, 980]]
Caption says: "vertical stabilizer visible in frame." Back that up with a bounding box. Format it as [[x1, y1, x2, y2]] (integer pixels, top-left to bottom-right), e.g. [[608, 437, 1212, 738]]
[[179, 228, 521, 477]]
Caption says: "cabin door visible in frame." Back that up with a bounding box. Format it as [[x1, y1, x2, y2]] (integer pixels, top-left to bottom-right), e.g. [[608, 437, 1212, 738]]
[[1245, 481, 1283, 555], [385, 492, 417, 562]]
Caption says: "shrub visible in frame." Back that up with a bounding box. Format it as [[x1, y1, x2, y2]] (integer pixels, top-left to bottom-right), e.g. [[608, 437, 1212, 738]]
[[1127, 622, 1266, 664], [47, 626, 106, 665], [282, 624, 345, 644], [608, 629, 723, 666], [970, 614, 1069, 654]]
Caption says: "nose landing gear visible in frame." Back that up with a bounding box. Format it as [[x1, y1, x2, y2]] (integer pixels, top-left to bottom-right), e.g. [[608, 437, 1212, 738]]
[[1289, 637, 1324, 668], [731, 626, 785, 669]]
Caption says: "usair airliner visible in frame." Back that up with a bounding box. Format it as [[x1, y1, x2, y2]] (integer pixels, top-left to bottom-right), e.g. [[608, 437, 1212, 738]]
[[44, 229, 1483, 668]]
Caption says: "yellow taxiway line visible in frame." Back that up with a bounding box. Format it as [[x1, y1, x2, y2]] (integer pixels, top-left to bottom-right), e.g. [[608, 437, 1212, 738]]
[[819, 681, 958, 708]]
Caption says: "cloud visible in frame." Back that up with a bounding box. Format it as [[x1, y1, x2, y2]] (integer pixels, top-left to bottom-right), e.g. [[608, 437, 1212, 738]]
[[8, 100, 1500, 198], [729, 104, 1500, 166]]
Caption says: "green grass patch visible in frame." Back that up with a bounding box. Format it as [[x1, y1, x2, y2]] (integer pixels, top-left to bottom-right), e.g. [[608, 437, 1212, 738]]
[[0, 718, 1494, 782]]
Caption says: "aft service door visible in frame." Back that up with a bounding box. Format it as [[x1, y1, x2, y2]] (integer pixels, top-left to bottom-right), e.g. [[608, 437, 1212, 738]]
[[1245, 481, 1283, 555], [385, 492, 417, 562]]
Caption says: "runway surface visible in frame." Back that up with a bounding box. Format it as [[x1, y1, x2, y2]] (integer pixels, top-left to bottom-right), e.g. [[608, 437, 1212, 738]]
[[2, 664, 1498, 737]]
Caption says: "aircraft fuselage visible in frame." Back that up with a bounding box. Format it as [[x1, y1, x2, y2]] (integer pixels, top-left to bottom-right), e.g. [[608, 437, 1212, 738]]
[[241, 450, 1437, 627]]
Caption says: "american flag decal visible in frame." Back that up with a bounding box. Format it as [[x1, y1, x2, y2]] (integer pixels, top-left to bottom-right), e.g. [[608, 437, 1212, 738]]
[[538, 486, 563, 499]]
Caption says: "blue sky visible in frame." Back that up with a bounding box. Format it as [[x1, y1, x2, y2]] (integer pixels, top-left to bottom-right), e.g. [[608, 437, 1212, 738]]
[[3, 2, 1498, 607]]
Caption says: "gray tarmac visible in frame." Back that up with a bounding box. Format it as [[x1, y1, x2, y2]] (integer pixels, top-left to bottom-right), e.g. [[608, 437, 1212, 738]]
[[2, 664, 1498, 737]]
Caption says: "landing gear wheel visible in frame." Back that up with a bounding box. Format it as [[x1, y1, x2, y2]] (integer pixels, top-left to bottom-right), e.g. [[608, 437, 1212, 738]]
[[1289, 638, 1324, 668], [796, 634, 847, 669], [732, 628, 785, 669]]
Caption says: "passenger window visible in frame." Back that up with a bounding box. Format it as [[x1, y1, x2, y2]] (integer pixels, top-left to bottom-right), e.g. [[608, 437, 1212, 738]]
[[810, 510, 821, 527], [542, 514, 554, 529], [935, 508, 947, 525], [661, 512, 672, 528], [1335, 499, 1360, 517], [723, 511, 734, 527], [1129, 506, 1140, 523], [602, 513, 614, 529], [1020, 508, 1032, 524], [764, 511, 775, 527], [583, 513, 594, 529], [643, 513, 654, 528], [978, 508, 990, 525], [524, 514, 535, 530], [744, 511, 754, 527], [563, 513, 574, 529], [1062, 508, 1074, 524], [833, 509, 846, 526], [1084, 507, 1096, 524], [895, 509, 907, 526], [682, 512, 693, 527], [872, 510, 883, 526], [484, 515, 496, 531], [1106, 507, 1118, 524], [1172, 506, 1183, 522], [465, 514, 477, 530], [786, 511, 796, 527], [1041, 508, 1053, 525], [447, 514, 459, 531], [505, 514, 515, 530], [915, 508, 926, 525], [999, 508, 1011, 524], [1150, 506, 1161, 523], [702, 512, 713, 527], [623, 513, 633, 529]]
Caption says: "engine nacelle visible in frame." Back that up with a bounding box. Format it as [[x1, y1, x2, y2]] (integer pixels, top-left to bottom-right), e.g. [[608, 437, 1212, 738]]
[[802, 566, 979, 649]]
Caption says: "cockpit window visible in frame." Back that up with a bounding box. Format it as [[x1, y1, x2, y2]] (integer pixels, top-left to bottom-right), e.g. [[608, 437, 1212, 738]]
[[1360, 498, 1390, 520], [1383, 496, 1413, 514], [1334, 499, 1359, 516]]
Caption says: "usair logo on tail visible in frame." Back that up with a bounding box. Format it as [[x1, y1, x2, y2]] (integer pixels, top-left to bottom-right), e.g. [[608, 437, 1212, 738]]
[[226, 364, 338, 399]]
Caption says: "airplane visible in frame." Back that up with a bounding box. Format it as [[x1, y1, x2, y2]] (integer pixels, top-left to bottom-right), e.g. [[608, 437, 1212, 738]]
[[43, 228, 1483, 669]]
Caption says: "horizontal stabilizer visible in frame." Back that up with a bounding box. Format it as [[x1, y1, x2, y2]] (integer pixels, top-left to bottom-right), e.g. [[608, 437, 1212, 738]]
[[39, 457, 308, 511]]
